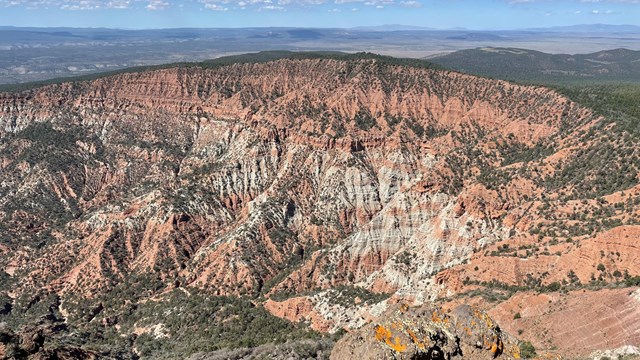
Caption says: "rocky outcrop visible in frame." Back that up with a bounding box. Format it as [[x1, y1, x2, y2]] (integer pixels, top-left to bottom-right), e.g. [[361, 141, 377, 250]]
[[330, 303, 522, 360], [0, 322, 100, 360]]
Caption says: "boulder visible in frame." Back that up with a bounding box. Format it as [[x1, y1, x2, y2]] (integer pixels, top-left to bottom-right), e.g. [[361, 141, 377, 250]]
[[330, 303, 522, 360]]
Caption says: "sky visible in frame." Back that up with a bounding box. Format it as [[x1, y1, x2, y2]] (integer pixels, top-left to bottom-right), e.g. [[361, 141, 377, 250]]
[[0, 0, 639, 29]]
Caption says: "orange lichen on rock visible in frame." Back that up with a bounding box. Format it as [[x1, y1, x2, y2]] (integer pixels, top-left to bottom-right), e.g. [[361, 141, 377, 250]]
[[432, 310, 442, 323], [406, 329, 427, 350], [333, 303, 522, 359], [374, 324, 407, 353], [491, 339, 504, 354], [374, 324, 392, 342], [389, 337, 407, 353]]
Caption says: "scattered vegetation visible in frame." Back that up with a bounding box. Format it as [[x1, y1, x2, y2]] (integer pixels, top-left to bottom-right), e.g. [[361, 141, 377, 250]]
[[122, 290, 321, 359], [431, 47, 640, 86]]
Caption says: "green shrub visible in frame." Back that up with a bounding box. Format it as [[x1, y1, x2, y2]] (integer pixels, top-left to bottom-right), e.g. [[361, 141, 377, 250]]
[[520, 341, 537, 359], [597, 263, 606, 272]]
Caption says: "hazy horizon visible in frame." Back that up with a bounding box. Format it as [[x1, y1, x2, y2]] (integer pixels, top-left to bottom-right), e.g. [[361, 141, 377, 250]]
[[1, 0, 639, 29], [2, 23, 640, 31]]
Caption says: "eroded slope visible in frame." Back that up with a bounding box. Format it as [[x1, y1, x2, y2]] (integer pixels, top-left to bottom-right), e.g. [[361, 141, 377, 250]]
[[0, 55, 637, 358]]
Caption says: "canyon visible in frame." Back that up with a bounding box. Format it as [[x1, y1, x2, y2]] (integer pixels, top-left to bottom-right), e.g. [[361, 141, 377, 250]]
[[0, 53, 639, 359]]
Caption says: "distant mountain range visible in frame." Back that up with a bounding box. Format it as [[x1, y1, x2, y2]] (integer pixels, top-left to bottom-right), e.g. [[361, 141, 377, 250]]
[[350, 23, 640, 33], [526, 24, 640, 33], [2, 23, 638, 32], [429, 47, 640, 85], [351, 24, 436, 31]]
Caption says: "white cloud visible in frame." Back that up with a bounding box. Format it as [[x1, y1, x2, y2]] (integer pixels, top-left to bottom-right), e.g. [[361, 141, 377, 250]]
[[0, 0, 171, 10], [0, 0, 429, 10], [260, 4, 284, 9], [204, 3, 227, 10], [399, 0, 421, 7], [146, 0, 168, 9], [1, 0, 635, 12]]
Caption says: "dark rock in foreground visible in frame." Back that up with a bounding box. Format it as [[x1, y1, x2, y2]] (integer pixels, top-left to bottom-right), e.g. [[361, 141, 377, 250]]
[[330, 304, 523, 360]]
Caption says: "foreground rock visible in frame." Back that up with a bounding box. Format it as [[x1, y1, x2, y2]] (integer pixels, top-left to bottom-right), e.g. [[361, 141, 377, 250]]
[[0, 322, 100, 360], [330, 304, 522, 360]]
